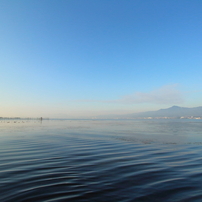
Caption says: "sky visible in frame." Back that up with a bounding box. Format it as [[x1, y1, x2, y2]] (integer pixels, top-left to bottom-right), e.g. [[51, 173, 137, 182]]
[[0, 0, 202, 118]]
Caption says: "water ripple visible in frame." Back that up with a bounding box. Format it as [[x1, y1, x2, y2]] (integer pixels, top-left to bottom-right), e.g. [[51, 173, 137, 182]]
[[1, 120, 202, 201]]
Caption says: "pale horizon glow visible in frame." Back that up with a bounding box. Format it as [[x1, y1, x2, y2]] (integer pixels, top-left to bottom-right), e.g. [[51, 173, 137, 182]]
[[1, 1, 202, 118]]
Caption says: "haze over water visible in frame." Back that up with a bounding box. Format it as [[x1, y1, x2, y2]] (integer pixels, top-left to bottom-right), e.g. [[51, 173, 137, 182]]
[[1, 119, 202, 201]]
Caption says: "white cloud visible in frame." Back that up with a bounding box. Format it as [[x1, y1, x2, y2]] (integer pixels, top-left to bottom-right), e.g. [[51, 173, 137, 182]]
[[118, 84, 184, 105], [75, 84, 184, 105]]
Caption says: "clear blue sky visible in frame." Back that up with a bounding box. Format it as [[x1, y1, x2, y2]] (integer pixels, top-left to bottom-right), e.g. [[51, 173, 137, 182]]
[[0, 0, 202, 118]]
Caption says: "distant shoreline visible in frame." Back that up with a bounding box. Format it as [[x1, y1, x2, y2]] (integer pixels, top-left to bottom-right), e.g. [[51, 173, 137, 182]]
[[0, 117, 49, 120], [1, 117, 202, 121]]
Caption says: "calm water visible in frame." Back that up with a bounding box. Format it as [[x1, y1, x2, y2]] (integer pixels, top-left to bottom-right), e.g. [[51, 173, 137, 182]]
[[0, 119, 202, 201]]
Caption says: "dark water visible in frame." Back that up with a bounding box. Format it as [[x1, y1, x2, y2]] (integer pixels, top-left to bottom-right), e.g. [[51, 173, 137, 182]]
[[1, 119, 202, 201]]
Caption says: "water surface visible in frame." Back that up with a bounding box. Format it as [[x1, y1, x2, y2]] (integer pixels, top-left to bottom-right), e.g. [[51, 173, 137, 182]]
[[0, 119, 202, 201]]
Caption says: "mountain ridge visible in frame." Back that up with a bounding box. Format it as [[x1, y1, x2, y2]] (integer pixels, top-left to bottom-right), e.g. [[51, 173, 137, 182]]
[[96, 106, 202, 119], [131, 106, 202, 118]]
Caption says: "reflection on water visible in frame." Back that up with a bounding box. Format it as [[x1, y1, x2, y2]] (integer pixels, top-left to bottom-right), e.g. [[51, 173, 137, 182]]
[[0, 119, 202, 201]]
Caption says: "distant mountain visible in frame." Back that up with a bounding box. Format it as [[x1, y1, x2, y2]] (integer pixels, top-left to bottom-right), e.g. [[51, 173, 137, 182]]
[[125, 106, 202, 118], [95, 106, 202, 119]]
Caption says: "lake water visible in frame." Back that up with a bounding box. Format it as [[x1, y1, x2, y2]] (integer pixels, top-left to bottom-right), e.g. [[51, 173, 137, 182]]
[[0, 119, 202, 201]]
